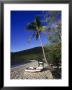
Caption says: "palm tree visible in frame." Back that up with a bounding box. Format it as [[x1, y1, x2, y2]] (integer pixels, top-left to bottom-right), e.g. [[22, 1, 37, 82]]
[[27, 16, 51, 69]]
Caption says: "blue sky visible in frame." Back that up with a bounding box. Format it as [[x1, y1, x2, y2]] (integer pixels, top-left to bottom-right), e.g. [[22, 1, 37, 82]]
[[11, 11, 61, 52]]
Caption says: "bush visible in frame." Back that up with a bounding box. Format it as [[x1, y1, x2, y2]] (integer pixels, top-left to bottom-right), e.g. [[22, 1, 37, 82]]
[[45, 42, 61, 66]]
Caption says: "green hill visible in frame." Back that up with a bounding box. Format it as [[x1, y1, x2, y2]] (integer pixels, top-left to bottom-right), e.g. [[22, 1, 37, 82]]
[[11, 47, 44, 66]]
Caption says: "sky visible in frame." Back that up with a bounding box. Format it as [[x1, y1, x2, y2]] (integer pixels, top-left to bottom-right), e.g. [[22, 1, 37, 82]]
[[11, 11, 61, 52]]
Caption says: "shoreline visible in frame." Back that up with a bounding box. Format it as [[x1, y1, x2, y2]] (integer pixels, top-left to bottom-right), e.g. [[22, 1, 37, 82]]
[[11, 60, 38, 69], [11, 60, 53, 79]]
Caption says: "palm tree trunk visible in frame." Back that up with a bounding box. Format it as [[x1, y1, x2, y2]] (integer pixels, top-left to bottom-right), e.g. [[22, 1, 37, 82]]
[[37, 30, 52, 69]]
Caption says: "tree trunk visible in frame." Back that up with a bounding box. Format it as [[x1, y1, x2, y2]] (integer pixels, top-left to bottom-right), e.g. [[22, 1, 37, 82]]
[[37, 30, 52, 69]]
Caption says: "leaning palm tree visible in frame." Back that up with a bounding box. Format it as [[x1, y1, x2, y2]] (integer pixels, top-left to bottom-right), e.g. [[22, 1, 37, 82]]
[[27, 16, 51, 69]]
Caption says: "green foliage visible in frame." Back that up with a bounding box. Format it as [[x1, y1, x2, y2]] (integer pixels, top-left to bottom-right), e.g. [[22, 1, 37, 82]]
[[45, 42, 61, 66], [27, 16, 48, 40], [35, 16, 41, 28], [27, 22, 37, 30]]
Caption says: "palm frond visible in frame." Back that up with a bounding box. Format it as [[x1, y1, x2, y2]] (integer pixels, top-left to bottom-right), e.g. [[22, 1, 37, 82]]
[[27, 32, 36, 42], [36, 32, 39, 40], [39, 26, 48, 31], [27, 22, 36, 30], [36, 16, 41, 28], [35, 31, 41, 40]]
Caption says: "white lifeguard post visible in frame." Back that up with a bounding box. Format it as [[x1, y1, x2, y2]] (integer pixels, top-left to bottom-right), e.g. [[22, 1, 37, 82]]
[[38, 61, 44, 67]]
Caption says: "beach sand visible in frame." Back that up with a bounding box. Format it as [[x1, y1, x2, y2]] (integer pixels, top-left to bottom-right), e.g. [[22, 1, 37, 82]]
[[11, 60, 53, 79]]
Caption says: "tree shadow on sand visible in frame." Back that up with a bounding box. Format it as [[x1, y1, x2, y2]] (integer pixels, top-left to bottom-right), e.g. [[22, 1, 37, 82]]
[[51, 68, 61, 79]]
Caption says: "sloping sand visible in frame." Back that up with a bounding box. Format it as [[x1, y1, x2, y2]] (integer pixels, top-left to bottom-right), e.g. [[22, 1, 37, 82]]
[[11, 60, 53, 79]]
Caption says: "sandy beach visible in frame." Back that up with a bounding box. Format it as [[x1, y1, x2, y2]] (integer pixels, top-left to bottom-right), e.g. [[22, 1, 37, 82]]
[[11, 60, 53, 79]]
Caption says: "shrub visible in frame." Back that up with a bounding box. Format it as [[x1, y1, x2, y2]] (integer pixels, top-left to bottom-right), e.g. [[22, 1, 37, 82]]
[[45, 42, 61, 66]]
